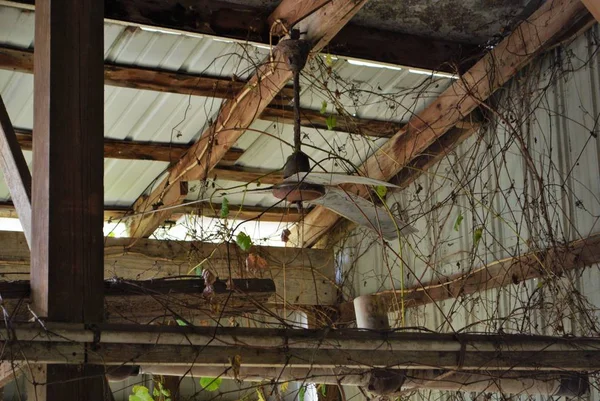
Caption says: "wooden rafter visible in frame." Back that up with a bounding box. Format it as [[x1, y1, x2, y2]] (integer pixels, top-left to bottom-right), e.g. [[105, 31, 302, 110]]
[[0, 46, 403, 138], [13, 128, 280, 183], [0, 201, 300, 223], [582, 0, 600, 21], [0, 96, 31, 246], [290, 0, 591, 247], [339, 232, 600, 322], [127, 0, 370, 239]]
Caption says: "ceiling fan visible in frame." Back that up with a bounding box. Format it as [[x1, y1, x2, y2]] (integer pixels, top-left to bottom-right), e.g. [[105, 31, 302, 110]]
[[251, 30, 416, 240]]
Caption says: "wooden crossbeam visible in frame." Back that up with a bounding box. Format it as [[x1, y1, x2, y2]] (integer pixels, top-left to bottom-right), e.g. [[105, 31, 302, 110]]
[[0, 201, 300, 223], [14, 127, 278, 183], [0, 231, 336, 307], [339, 232, 600, 323], [0, 96, 31, 246], [4, 323, 600, 370], [0, 278, 277, 323], [290, 0, 591, 247], [0, 46, 402, 138], [3, 0, 478, 73], [127, 0, 370, 239], [582, 0, 600, 21]]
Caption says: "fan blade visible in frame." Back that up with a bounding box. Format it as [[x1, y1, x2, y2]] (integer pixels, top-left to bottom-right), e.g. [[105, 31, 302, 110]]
[[284, 172, 399, 188], [307, 187, 417, 240]]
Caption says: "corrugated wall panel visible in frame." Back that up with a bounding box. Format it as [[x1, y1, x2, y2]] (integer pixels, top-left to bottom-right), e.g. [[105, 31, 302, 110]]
[[338, 24, 600, 400]]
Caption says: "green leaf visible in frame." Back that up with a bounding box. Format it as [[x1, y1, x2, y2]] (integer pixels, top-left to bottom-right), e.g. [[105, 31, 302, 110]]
[[200, 377, 222, 392], [131, 386, 153, 401], [325, 115, 337, 130], [257, 388, 266, 401], [318, 384, 326, 396], [176, 319, 187, 326], [299, 386, 306, 401], [454, 212, 463, 232], [235, 232, 253, 252], [195, 266, 203, 276], [320, 101, 328, 114], [108, 231, 116, 237], [325, 53, 333, 67], [537, 281, 544, 289], [220, 197, 230, 218], [153, 388, 161, 397], [473, 227, 483, 247], [161, 388, 171, 397], [375, 185, 388, 198]]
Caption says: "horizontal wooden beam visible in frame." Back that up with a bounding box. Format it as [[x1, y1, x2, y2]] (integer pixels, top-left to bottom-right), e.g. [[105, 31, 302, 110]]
[[0, 46, 402, 138], [0, 231, 336, 307], [14, 127, 246, 164], [339, 233, 600, 323], [0, 278, 276, 323], [0, 1, 478, 73], [3, 323, 600, 370], [0, 201, 299, 223]]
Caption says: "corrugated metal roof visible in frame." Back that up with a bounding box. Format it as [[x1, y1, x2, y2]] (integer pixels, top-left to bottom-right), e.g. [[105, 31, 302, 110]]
[[0, 4, 454, 213]]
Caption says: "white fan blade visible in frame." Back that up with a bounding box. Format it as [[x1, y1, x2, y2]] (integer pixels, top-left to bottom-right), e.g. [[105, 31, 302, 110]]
[[284, 172, 399, 188], [307, 187, 417, 240]]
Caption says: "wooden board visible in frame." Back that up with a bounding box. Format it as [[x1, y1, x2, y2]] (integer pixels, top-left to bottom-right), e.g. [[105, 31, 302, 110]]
[[0, 46, 399, 138], [0, 231, 336, 306], [291, 0, 591, 247], [0, 97, 31, 246]]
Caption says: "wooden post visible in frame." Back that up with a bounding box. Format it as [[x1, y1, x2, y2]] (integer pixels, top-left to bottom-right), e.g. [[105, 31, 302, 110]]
[[29, 0, 106, 399]]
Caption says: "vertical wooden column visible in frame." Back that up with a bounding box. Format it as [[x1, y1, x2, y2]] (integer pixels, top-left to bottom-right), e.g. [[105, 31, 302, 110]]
[[29, 0, 106, 399]]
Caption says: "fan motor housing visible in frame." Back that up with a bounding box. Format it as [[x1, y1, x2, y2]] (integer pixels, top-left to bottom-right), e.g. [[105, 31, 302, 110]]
[[272, 182, 325, 203]]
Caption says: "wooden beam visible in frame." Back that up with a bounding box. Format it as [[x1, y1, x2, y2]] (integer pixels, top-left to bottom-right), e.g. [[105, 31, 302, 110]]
[[29, 0, 106, 398], [0, 231, 336, 307], [4, 323, 600, 370], [0, 96, 31, 246], [0, 278, 277, 323], [0, 46, 402, 138], [338, 233, 600, 323], [2, 0, 478, 73], [128, 0, 370, 239], [582, 0, 600, 21], [14, 127, 246, 164], [291, 0, 591, 247], [0, 201, 300, 223]]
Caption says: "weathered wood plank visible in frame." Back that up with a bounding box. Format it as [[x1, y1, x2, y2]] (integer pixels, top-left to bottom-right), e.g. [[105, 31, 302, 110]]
[[0, 96, 31, 246], [0, 201, 300, 223], [128, 0, 369, 239], [4, 323, 600, 370], [582, 0, 600, 22], [291, 0, 591, 247], [338, 233, 600, 323], [12, 128, 247, 164], [0, 231, 336, 306], [0, 46, 400, 138]]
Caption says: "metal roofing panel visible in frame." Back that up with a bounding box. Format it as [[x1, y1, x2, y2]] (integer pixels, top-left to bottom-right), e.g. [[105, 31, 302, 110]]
[[0, 4, 458, 210]]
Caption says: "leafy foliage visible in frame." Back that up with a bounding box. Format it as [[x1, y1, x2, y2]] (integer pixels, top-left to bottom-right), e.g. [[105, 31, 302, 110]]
[[220, 197, 230, 218], [325, 115, 337, 130], [199, 377, 223, 392], [453, 211, 463, 232], [236, 232, 253, 251], [129, 386, 154, 401]]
